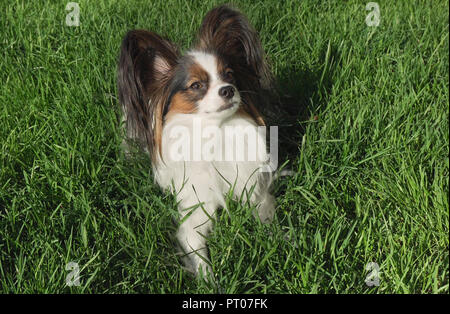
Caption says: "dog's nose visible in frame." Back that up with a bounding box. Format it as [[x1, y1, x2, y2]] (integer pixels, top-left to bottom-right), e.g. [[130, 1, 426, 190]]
[[218, 85, 235, 99]]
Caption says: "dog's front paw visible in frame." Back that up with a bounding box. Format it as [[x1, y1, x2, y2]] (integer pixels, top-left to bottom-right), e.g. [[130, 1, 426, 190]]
[[255, 194, 276, 224], [181, 253, 215, 282], [196, 261, 214, 282]]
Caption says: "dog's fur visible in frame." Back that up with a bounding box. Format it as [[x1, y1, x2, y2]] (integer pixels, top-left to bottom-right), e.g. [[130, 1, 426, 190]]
[[117, 5, 276, 279]]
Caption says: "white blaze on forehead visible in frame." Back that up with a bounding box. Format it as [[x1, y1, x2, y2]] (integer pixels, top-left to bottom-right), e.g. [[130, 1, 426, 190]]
[[188, 50, 220, 83]]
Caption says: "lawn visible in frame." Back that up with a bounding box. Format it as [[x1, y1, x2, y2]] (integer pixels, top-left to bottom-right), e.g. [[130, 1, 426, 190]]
[[0, 0, 448, 293]]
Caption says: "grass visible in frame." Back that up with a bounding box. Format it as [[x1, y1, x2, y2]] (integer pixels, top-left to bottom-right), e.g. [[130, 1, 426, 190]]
[[0, 0, 448, 293]]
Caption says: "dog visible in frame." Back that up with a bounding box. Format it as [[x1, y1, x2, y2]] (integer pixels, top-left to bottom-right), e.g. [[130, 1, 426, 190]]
[[117, 5, 276, 280]]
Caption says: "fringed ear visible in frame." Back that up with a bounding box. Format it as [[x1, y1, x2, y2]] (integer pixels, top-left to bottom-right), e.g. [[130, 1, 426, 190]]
[[195, 5, 272, 125], [117, 30, 179, 161]]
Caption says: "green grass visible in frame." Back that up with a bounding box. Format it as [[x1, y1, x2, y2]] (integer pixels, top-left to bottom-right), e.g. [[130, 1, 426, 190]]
[[0, 0, 448, 293]]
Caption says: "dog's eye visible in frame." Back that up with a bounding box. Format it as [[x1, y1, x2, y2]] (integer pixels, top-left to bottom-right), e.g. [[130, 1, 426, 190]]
[[190, 82, 202, 90], [225, 69, 234, 79]]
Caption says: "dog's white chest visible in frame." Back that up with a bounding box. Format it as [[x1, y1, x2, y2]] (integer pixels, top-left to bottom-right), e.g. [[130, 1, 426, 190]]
[[154, 113, 270, 203]]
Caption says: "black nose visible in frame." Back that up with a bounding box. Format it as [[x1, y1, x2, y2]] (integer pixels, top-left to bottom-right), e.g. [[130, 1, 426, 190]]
[[218, 85, 235, 99]]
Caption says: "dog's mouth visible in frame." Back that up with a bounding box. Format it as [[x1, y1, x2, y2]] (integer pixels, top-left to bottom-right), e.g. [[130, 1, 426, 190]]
[[216, 101, 237, 112]]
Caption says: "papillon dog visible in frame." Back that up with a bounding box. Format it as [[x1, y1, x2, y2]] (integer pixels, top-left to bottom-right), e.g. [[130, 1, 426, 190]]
[[117, 5, 276, 279]]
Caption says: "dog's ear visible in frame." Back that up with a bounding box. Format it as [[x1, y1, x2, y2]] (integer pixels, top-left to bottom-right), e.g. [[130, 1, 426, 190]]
[[195, 5, 272, 90], [118, 30, 179, 160], [195, 5, 271, 125]]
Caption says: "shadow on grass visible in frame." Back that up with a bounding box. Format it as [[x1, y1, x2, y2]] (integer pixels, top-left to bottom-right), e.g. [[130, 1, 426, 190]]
[[264, 42, 341, 175]]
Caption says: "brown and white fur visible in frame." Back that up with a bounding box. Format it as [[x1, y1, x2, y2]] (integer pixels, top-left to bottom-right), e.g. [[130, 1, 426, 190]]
[[117, 5, 276, 279]]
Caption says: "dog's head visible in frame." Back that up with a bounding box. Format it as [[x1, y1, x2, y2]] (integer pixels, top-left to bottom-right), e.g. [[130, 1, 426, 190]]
[[118, 5, 272, 161]]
